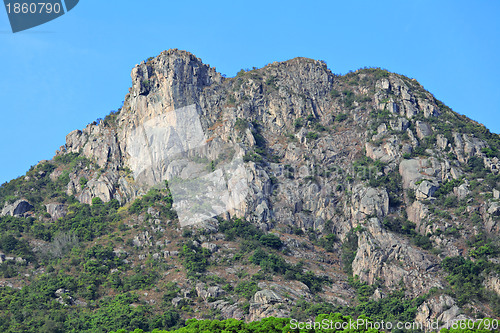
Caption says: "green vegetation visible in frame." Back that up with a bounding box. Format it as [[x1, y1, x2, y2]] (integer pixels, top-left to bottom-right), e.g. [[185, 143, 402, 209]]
[[341, 228, 359, 275], [382, 216, 432, 250], [234, 118, 248, 132], [316, 233, 338, 252], [0, 286, 181, 333], [180, 242, 211, 277], [434, 178, 463, 198], [233, 280, 259, 301], [249, 248, 329, 293], [305, 131, 319, 140], [109, 314, 497, 332], [142, 79, 151, 90], [294, 117, 304, 129], [330, 89, 340, 98], [264, 75, 278, 90], [335, 113, 348, 122], [342, 90, 355, 109], [128, 184, 176, 220], [441, 256, 500, 315]]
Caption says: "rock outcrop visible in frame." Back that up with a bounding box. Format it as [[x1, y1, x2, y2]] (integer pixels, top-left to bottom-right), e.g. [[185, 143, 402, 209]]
[[1, 199, 33, 217]]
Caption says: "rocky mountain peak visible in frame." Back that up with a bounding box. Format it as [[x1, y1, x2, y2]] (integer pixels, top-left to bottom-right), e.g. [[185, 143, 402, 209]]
[[2, 50, 499, 325]]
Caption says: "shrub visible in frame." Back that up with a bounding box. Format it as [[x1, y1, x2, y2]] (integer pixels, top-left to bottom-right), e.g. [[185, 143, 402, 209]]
[[335, 113, 348, 122], [341, 229, 359, 275], [259, 234, 283, 249], [294, 118, 304, 129], [330, 89, 340, 98], [305, 131, 318, 140], [317, 233, 338, 252]]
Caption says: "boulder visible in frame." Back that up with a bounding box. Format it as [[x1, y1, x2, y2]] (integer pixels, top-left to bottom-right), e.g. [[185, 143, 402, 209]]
[[248, 289, 288, 321], [436, 134, 448, 150], [453, 183, 470, 200], [201, 242, 218, 252], [416, 180, 439, 200], [415, 295, 469, 329], [488, 202, 500, 216], [389, 117, 410, 132], [208, 300, 244, 320], [399, 159, 424, 188], [252, 289, 281, 305]]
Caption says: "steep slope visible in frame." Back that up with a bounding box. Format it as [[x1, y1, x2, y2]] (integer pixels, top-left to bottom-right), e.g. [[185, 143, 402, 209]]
[[0, 49, 499, 331]]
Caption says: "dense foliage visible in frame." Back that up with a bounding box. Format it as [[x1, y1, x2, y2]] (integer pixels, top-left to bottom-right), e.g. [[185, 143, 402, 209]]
[[109, 313, 498, 333]]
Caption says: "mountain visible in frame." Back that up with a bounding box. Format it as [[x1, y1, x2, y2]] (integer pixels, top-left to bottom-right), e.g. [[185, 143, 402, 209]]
[[0, 49, 499, 332]]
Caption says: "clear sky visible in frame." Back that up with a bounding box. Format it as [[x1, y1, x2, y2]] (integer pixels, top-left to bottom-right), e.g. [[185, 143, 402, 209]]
[[0, 0, 499, 184]]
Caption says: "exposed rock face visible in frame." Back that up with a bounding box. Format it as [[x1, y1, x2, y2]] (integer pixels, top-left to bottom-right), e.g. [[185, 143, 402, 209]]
[[248, 289, 287, 322], [1, 199, 33, 217], [415, 295, 469, 329], [351, 185, 389, 220], [352, 218, 441, 293], [484, 274, 500, 296], [45, 203, 67, 220], [196, 283, 225, 301]]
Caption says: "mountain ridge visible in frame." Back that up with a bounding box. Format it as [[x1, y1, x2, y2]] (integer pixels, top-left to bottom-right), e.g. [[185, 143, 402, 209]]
[[0, 49, 499, 331]]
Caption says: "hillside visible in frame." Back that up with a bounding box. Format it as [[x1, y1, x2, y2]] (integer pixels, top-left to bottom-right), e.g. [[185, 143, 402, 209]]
[[0, 49, 499, 332]]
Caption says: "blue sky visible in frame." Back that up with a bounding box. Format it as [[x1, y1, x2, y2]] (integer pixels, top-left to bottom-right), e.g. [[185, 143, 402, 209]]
[[0, 0, 499, 184]]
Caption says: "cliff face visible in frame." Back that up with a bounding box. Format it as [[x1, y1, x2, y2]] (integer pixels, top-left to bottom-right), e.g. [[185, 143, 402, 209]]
[[5, 49, 500, 325]]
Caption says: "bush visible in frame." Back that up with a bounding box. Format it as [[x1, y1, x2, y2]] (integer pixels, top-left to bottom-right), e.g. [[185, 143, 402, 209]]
[[341, 229, 358, 275], [294, 118, 304, 129], [443, 195, 458, 208], [259, 234, 283, 249], [317, 233, 338, 252], [180, 243, 211, 277], [249, 248, 329, 293], [234, 280, 259, 300], [330, 89, 340, 98], [335, 113, 348, 122]]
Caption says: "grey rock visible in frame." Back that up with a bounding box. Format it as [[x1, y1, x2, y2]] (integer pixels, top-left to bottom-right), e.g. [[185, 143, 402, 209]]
[[371, 289, 386, 300], [45, 203, 67, 220], [252, 289, 282, 304], [209, 300, 244, 320], [484, 274, 500, 296], [453, 183, 470, 200], [248, 289, 288, 321], [416, 180, 439, 200], [415, 121, 433, 139], [389, 117, 410, 132], [436, 134, 448, 150], [195, 283, 225, 301], [201, 242, 218, 252], [352, 218, 441, 293], [416, 295, 457, 328], [351, 184, 389, 220], [171, 297, 184, 307], [488, 202, 500, 216], [1, 199, 33, 217]]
